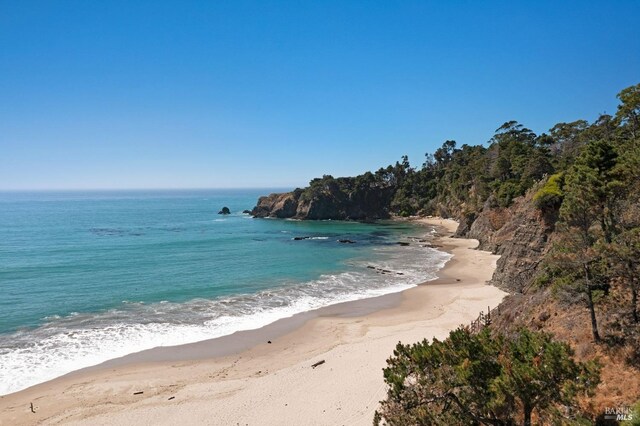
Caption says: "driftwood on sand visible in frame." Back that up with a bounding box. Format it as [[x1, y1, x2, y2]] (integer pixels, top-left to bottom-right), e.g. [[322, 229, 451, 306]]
[[311, 360, 325, 368]]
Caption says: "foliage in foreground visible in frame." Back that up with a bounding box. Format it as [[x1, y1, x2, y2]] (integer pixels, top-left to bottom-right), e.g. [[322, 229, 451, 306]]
[[374, 328, 599, 426]]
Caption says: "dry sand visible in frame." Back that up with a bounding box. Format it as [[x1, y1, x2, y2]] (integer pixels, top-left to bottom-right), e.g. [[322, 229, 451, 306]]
[[0, 217, 507, 426]]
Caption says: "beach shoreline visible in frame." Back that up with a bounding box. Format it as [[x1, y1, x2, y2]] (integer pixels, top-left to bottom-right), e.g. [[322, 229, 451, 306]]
[[0, 217, 507, 426]]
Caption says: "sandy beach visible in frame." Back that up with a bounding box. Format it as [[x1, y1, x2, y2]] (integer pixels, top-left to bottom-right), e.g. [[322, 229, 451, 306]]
[[0, 218, 507, 426]]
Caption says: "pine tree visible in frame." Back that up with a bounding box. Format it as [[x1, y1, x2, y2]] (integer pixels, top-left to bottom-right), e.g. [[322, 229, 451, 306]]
[[376, 328, 598, 425]]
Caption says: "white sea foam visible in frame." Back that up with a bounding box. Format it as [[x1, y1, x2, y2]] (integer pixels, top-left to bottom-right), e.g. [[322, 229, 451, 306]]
[[0, 242, 450, 395]]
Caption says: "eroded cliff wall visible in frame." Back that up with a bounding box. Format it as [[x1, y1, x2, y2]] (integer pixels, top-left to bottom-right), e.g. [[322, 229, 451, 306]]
[[455, 186, 558, 293]]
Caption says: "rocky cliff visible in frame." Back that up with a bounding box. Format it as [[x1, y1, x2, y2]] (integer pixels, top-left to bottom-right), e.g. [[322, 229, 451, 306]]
[[455, 184, 558, 294], [251, 192, 301, 218], [251, 178, 395, 220], [462, 184, 640, 415]]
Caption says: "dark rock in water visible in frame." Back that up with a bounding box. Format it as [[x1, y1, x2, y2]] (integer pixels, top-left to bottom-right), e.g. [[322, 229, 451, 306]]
[[367, 264, 405, 276], [396, 242, 410, 246], [338, 239, 356, 244], [242, 210, 252, 214], [293, 236, 311, 241], [218, 207, 231, 215]]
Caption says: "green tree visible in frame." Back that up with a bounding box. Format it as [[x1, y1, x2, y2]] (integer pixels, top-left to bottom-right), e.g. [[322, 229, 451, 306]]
[[485, 121, 549, 207], [558, 162, 606, 342], [605, 228, 640, 323], [616, 83, 640, 139], [553, 137, 625, 342], [548, 120, 589, 168], [490, 329, 599, 426], [572, 139, 623, 243], [433, 140, 458, 167], [375, 328, 598, 426]]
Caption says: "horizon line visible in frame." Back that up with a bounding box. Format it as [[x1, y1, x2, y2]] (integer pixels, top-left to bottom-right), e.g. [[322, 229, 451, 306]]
[[0, 186, 300, 192]]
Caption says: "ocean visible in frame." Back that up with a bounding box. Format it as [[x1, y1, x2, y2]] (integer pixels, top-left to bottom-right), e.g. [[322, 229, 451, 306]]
[[0, 189, 449, 395]]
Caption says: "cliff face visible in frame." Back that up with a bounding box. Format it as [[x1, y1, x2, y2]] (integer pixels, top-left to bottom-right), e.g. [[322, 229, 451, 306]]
[[252, 192, 300, 218], [251, 185, 395, 220], [456, 186, 558, 294], [469, 190, 640, 416]]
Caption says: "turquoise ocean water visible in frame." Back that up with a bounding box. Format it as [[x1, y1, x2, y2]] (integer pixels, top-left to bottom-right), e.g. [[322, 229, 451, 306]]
[[0, 190, 449, 395]]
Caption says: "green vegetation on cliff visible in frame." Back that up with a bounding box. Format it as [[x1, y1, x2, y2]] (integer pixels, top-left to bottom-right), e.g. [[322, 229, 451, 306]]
[[532, 172, 564, 210], [263, 84, 637, 224], [375, 328, 599, 425], [389, 83, 639, 423], [256, 84, 636, 222]]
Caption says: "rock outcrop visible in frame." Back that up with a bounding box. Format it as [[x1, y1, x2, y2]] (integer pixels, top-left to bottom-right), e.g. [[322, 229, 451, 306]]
[[218, 207, 231, 215], [251, 181, 395, 220], [455, 184, 558, 293], [251, 192, 300, 218]]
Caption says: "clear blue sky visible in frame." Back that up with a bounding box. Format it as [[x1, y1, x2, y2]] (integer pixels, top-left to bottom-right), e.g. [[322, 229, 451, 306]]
[[1, 1, 639, 190]]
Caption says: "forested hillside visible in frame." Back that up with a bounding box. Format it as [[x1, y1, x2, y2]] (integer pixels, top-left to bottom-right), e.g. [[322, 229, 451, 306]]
[[379, 84, 640, 425], [253, 83, 640, 424]]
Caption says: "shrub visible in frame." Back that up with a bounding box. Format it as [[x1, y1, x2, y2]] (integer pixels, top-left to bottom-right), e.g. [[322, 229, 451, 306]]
[[375, 327, 599, 426], [533, 172, 565, 210], [495, 180, 523, 207]]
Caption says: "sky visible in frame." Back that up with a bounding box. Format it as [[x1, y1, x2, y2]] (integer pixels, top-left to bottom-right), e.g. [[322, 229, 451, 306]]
[[1, 1, 639, 190]]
